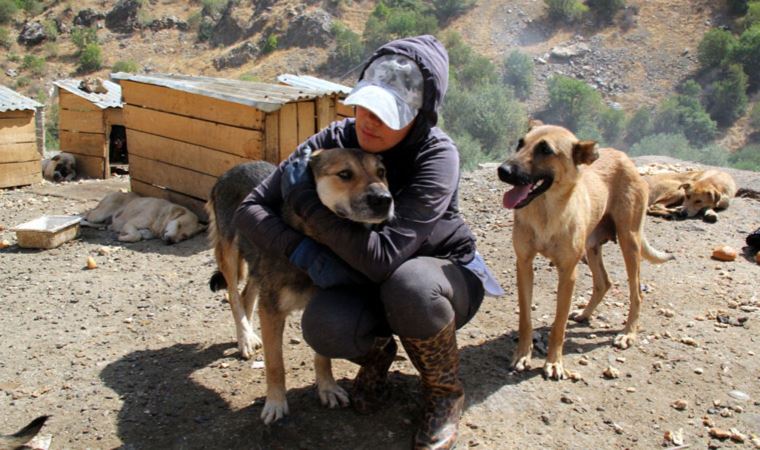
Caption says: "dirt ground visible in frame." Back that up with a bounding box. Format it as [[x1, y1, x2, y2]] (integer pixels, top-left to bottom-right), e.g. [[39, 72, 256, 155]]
[[1, 161, 760, 450]]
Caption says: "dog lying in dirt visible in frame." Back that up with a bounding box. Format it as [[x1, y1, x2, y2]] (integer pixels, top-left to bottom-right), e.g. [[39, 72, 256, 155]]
[[644, 169, 737, 222], [83, 191, 205, 244], [0, 415, 48, 450], [498, 123, 673, 380], [41, 152, 77, 182], [206, 148, 394, 424]]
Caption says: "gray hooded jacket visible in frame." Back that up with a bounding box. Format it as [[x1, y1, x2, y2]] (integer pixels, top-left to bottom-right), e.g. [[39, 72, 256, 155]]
[[234, 35, 477, 283]]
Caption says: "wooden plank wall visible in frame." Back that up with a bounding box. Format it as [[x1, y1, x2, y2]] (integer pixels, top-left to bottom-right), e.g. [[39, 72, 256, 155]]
[[58, 90, 107, 179], [120, 80, 266, 213], [0, 110, 40, 188]]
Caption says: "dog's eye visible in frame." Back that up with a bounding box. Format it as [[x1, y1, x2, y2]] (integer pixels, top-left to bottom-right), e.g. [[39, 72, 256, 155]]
[[695, 200, 702, 204], [535, 141, 553, 156], [377, 167, 386, 178], [337, 170, 352, 180], [515, 139, 524, 151]]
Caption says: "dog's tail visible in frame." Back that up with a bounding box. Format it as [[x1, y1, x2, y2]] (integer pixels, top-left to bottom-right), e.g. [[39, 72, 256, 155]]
[[641, 235, 675, 264], [209, 270, 228, 292], [0, 415, 49, 449]]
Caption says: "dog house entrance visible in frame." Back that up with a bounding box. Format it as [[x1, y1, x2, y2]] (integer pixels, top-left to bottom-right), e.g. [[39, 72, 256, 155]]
[[109, 125, 128, 175]]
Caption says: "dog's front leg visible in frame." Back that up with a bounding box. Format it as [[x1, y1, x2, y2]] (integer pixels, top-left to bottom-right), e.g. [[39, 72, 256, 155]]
[[117, 223, 143, 242], [511, 251, 535, 372], [258, 302, 288, 424], [314, 354, 349, 408], [544, 262, 578, 380]]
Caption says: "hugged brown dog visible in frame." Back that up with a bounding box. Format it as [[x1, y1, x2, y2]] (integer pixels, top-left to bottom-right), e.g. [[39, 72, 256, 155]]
[[498, 123, 673, 380], [645, 169, 737, 222]]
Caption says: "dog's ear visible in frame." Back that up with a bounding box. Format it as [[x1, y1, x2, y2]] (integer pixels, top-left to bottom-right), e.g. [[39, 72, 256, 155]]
[[572, 140, 599, 166], [52, 154, 61, 162], [527, 119, 544, 131], [678, 182, 692, 192]]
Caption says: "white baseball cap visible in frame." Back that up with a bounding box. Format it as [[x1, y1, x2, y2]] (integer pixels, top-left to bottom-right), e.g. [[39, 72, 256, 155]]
[[343, 54, 424, 130]]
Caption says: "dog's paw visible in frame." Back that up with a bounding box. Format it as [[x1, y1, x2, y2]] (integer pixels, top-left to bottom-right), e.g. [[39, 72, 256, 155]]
[[238, 332, 262, 360], [317, 380, 350, 409], [543, 361, 568, 380], [613, 332, 636, 349], [510, 352, 532, 372], [569, 310, 590, 323], [261, 398, 289, 425]]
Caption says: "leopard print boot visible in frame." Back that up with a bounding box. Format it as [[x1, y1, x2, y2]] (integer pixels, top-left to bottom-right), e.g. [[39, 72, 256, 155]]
[[349, 337, 397, 414], [400, 320, 464, 450]]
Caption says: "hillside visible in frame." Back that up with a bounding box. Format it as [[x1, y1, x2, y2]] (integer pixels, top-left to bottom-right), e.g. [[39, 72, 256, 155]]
[[0, 0, 756, 151]]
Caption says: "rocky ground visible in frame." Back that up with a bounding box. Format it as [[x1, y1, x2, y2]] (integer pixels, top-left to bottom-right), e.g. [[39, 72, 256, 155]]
[[1, 159, 760, 449]]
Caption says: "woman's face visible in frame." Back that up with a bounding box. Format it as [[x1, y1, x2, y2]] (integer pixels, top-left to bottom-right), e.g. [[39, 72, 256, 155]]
[[355, 106, 415, 153]]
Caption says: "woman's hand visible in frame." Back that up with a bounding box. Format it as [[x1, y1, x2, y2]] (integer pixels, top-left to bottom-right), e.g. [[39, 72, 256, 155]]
[[289, 237, 368, 288]]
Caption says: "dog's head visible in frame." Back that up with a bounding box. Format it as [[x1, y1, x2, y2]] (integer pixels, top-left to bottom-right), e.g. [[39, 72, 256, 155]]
[[498, 122, 598, 209], [51, 153, 77, 182], [679, 181, 722, 218], [310, 148, 394, 224], [161, 205, 206, 244]]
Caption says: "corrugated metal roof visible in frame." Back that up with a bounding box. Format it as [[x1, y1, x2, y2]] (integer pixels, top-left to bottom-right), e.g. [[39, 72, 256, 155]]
[[53, 79, 122, 109], [110, 72, 328, 113], [0, 85, 42, 112], [277, 74, 352, 96]]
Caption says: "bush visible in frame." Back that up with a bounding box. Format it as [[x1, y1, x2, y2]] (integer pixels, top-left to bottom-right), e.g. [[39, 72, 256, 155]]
[[728, 144, 760, 171], [544, 0, 588, 22], [15, 76, 30, 88], [442, 81, 525, 158], [706, 63, 748, 126], [45, 102, 59, 151], [431, 0, 475, 25], [586, 0, 625, 23], [653, 80, 717, 145], [21, 54, 45, 76], [442, 31, 498, 88], [546, 75, 603, 130], [0, 0, 17, 24], [744, 2, 760, 29], [598, 107, 626, 145], [328, 21, 365, 72], [78, 42, 102, 73], [42, 19, 58, 41], [452, 131, 489, 171], [750, 102, 760, 131], [731, 24, 760, 88], [625, 106, 655, 145], [728, 0, 749, 15], [628, 133, 728, 166], [0, 26, 10, 48], [112, 60, 139, 73], [262, 34, 278, 54], [502, 50, 534, 100], [363, 1, 438, 51], [697, 28, 736, 71], [16, 0, 43, 15], [71, 26, 98, 52], [201, 0, 226, 16]]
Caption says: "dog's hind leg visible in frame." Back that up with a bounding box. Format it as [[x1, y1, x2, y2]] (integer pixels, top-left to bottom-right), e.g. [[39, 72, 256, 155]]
[[571, 244, 612, 323], [117, 223, 144, 242], [544, 260, 579, 380], [314, 354, 349, 408], [258, 295, 289, 424], [614, 231, 643, 349], [235, 279, 262, 359], [511, 250, 536, 372]]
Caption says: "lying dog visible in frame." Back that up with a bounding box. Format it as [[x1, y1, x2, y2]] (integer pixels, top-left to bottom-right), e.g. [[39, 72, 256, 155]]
[[207, 148, 394, 424], [644, 169, 737, 222], [0, 415, 48, 450], [41, 152, 77, 182], [498, 123, 673, 380], [83, 192, 205, 244]]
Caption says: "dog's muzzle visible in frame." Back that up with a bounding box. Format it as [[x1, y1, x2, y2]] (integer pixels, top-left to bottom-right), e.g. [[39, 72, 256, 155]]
[[498, 162, 553, 209]]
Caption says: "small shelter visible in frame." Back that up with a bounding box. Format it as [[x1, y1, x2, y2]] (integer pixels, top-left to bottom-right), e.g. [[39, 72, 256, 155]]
[[0, 85, 42, 189], [276, 73, 353, 123], [112, 72, 354, 220], [54, 79, 124, 179]]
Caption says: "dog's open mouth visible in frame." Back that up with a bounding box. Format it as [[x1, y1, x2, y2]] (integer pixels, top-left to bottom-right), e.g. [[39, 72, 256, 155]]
[[503, 176, 553, 209]]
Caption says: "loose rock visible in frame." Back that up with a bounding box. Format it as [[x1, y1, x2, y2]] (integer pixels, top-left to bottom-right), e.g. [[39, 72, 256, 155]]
[[712, 246, 737, 261], [603, 366, 619, 379]]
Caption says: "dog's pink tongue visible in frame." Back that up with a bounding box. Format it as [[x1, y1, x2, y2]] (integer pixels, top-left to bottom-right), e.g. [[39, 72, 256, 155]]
[[503, 185, 531, 209]]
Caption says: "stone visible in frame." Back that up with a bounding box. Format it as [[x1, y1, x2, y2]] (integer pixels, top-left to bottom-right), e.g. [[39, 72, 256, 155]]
[[17, 21, 47, 46]]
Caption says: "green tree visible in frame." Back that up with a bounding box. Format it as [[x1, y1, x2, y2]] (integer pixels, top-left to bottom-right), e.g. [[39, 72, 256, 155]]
[[697, 28, 736, 71], [731, 24, 760, 88], [71, 26, 98, 51], [78, 42, 102, 73], [363, 1, 438, 51], [728, 0, 748, 15], [262, 34, 278, 54], [21, 54, 45, 76], [431, 0, 475, 25], [598, 107, 626, 145], [112, 60, 139, 73], [706, 64, 748, 126], [728, 144, 760, 171], [328, 21, 365, 72], [586, 0, 625, 23], [547, 75, 603, 130], [451, 131, 489, 171], [743, 2, 760, 29], [502, 50, 534, 100], [625, 106, 655, 145], [0, 0, 17, 24], [750, 102, 760, 131], [544, 0, 588, 22], [653, 80, 717, 145], [442, 31, 498, 88], [0, 26, 11, 48]]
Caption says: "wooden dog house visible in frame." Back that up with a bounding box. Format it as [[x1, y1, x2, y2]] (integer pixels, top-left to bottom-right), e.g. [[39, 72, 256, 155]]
[[112, 72, 354, 220], [0, 85, 42, 188], [54, 79, 124, 179]]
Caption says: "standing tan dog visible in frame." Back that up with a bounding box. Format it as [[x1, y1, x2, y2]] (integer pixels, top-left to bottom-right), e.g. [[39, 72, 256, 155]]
[[207, 148, 394, 424], [645, 169, 737, 222], [498, 123, 673, 380]]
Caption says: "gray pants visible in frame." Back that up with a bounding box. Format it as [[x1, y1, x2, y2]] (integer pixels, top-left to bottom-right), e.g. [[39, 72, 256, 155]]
[[301, 256, 484, 359]]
